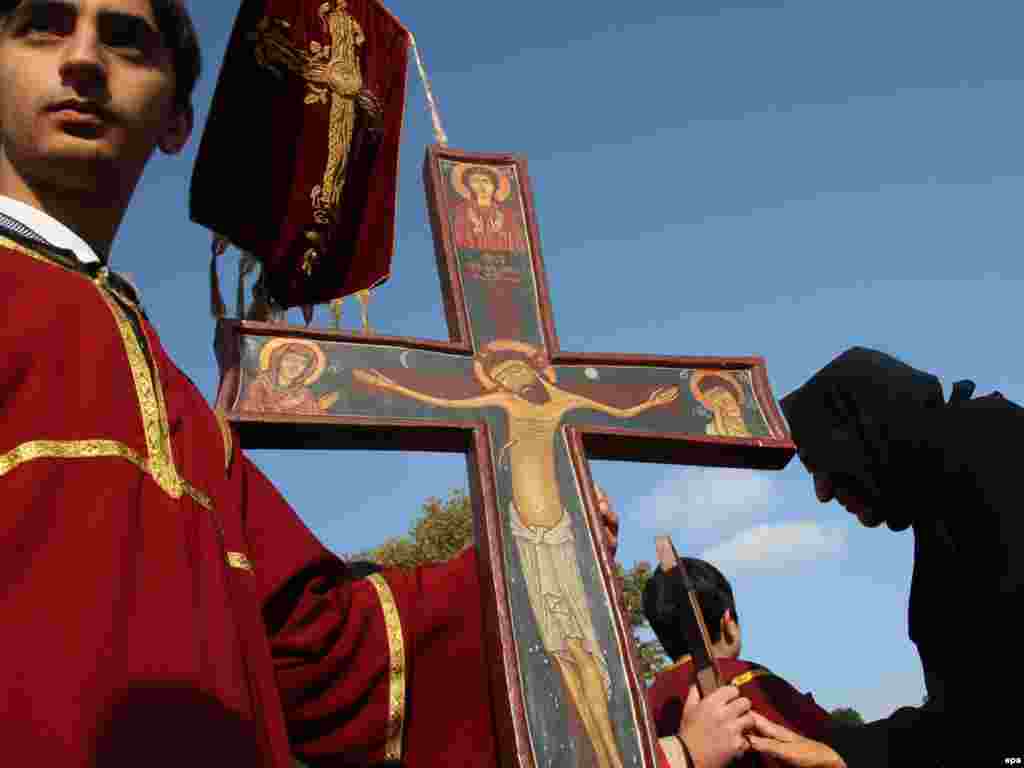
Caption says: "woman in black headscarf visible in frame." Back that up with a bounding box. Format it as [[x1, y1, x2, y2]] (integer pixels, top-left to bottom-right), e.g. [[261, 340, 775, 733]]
[[749, 347, 1023, 767]]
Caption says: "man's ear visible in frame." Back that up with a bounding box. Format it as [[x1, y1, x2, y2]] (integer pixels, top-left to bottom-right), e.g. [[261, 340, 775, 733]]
[[158, 104, 193, 155], [721, 609, 739, 644]]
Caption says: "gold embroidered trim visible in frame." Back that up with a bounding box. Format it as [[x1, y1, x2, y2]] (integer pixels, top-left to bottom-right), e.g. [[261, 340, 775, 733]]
[[730, 668, 771, 688], [214, 409, 234, 473], [226, 552, 253, 571], [0, 439, 147, 476], [659, 655, 772, 690], [97, 289, 180, 494], [0, 439, 212, 511], [252, 9, 364, 216], [251, 7, 367, 275], [0, 236, 73, 271], [0, 237, 213, 511], [367, 573, 406, 762], [183, 482, 214, 511]]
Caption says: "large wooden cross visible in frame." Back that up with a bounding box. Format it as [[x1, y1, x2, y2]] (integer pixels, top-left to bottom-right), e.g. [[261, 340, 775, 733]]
[[213, 145, 794, 768]]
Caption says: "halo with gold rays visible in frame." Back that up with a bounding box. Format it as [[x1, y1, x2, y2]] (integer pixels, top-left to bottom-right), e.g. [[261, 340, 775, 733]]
[[258, 338, 327, 387], [689, 369, 746, 408], [451, 162, 513, 203], [474, 339, 556, 391]]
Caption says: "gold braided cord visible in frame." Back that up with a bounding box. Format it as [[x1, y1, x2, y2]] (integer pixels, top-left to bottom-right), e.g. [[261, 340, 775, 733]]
[[409, 33, 448, 146], [367, 574, 406, 762]]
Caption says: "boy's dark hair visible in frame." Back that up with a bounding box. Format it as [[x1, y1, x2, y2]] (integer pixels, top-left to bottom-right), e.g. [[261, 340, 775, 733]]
[[642, 557, 739, 662], [345, 560, 384, 580], [0, 0, 201, 110]]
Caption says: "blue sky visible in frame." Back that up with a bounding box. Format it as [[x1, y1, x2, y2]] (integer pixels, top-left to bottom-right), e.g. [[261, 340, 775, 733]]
[[115, 0, 1023, 721]]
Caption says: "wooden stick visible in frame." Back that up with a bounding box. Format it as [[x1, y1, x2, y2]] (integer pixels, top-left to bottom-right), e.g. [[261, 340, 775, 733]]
[[655, 535, 721, 698]]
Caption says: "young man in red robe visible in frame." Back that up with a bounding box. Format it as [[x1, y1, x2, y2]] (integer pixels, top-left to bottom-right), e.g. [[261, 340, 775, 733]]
[[644, 558, 835, 767], [0, 2, 754, 766]]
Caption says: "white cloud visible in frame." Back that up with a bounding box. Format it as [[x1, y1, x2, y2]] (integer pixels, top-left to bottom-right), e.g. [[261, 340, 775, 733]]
[[630, 467, 778, 532], [699, 521, 845, 572]]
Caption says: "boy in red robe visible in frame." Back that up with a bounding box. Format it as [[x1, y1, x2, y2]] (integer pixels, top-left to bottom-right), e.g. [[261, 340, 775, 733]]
[[0, 2, 753, 766], [644, 557, 835, 766]]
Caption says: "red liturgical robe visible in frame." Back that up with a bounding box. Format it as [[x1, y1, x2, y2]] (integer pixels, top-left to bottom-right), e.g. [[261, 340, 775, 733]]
[[648, 657, 833, 768], [0, 237, 494, 767]]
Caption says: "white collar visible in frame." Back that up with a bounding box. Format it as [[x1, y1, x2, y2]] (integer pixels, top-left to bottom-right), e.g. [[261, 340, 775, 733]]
[[0, 195, 100, 264]]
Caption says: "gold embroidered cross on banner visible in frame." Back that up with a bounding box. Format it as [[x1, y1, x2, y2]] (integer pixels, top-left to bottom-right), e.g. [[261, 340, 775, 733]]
[[250, 1, 382, 276]]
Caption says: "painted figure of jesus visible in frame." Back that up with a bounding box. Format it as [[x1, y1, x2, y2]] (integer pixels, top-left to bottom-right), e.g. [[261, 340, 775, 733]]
[[353, 340, 679, 768]]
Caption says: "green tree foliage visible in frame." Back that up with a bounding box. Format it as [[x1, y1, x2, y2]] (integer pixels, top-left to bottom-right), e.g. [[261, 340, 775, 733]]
[[617, 559, 671, 683], [349, 489, 474, 567], [348, 489, 672, 683], [830, 707, 865, 727]]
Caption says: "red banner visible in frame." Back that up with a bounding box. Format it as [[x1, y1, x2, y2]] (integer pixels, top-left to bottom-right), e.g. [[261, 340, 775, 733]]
[[191, 0, 410, 309]]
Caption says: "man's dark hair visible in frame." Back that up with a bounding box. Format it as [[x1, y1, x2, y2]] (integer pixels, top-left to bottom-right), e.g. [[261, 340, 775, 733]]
[[151, 0, 201, 110], [0, 0, 201, 110], [642, 557, 739, 662]]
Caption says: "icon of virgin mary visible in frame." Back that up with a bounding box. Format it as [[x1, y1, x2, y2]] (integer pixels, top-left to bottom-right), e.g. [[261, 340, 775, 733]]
[[241, 338, 338, 415]]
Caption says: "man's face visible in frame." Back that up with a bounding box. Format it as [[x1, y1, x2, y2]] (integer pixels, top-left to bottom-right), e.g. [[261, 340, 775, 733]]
[[0, 0, 189, 193], [492, 360, 552, 404], [801, 451, 883, 528], [493, 361, 537, 394]]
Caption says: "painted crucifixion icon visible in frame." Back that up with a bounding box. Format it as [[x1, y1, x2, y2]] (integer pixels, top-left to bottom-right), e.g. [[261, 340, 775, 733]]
[[353, 339, 679, 768], [214, 145, 794, 768]]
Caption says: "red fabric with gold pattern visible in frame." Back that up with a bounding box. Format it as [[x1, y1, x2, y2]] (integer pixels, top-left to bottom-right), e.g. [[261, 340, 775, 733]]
[[0, 240, 492, 766], [648, 657, 833, 768], [190, 0, 409, 309]]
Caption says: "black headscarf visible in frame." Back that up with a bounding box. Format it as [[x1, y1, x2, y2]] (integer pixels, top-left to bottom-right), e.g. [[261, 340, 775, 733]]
[[779, 347, 948, 531], [780, 346, 1024, 764]]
